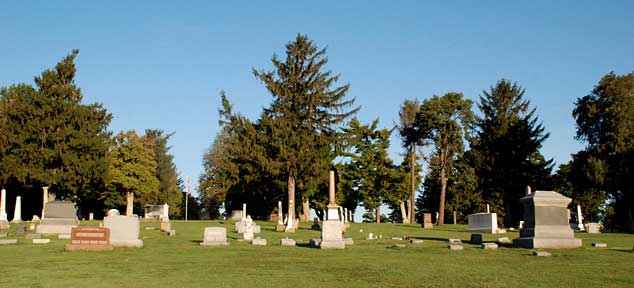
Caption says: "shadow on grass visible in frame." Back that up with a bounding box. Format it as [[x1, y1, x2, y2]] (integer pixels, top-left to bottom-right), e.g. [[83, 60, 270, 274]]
[[190, 240, 203, 244], [607, 248, 634, 253]]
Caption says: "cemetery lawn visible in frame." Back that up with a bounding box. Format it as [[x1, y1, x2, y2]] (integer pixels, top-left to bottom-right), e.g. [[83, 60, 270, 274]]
[[2, 221, 633, 288]]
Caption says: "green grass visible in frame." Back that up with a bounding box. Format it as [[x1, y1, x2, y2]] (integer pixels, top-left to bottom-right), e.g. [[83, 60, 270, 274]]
[[1, 220, 633, 288]]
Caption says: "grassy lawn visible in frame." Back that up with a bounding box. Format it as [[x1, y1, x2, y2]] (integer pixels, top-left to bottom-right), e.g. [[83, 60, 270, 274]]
[[1, 220, 633, 288]]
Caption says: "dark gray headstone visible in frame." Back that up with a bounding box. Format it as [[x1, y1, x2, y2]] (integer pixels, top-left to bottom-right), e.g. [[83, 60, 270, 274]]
[[470, 234, 483, 245], [44, 201, 77, 219]]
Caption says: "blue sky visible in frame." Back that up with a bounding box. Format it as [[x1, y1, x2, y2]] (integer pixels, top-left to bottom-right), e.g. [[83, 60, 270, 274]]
[[1, 1, 633, 202]]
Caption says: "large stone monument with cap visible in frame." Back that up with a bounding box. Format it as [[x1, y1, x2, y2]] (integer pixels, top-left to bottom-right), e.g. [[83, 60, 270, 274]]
[[320, 171, 345, 249], [513, 188, 582, 249], [36, 200, 79, 234]]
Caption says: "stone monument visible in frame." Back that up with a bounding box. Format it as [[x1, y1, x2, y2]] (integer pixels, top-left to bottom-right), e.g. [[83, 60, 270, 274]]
[[311, 217, 321, 230], [12, 196, 23, 223], [276, 201, 285, 232], [320, 170, 345, 249], [65, 226, 113, 251], [126, 192, 134, 216], [467, 205, 505, 234], [422, 213, 433, 228], [36, 200, 79, 234], [0, 189, 9, 229], [574, 204, 585, 231], [513, 190, 582, 249], [200, 227, 229, 246], [103, 211, 143, 248]]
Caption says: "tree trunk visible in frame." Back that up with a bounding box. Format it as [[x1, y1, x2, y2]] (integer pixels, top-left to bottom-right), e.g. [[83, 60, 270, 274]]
[[409, 145, 416, 223], [453, 210, 457, 225], [301, 198, 310, 222], [287, 175, 295, 225], [400, 201, 409, 224], [438, 142, 447, 225], [126, 191, 134, 216], [375, 206, 381, 223]]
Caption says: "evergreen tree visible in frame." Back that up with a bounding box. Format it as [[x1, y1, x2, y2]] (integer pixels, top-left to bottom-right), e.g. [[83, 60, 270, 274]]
[[469, 80, 553, 228], [398, 99, 427, 223], [572, 72, 634, 231], [142, 129, 183, 217], [415, 92, 473, 225], [0, 50, 111, 217]]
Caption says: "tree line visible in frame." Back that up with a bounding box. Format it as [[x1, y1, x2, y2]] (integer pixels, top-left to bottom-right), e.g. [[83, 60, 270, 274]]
[[199, 34, 633, 232], [0, 50, 184, 219]]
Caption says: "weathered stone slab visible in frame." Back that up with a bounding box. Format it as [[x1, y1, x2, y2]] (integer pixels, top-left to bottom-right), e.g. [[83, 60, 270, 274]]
[[0, 232, 7, 238], [468, 213, 503, 234], [482, 242, 498, 250], [252, 237, 267, 246], [16, 224, 26, 235], [592, 242, 607, 248], [37, 201, 79, 235], [33, 239, 50, 244], [26, 233, 41, 240], [410, 239, 424, 244], [533, 251, 552, 257], [58, 234, 70, 239], [320, 219, 345, 249], [103, 215, 143, 248], [586, 223, 602, 234], [448, 238, 462, 245], [470, 234, 483, 244], [0, 239, 17, 245], [200, 227, 229, 246], [421, 213, 433, 228], [395, 244, 407, 248], [449, 244, 463, 250], [497, 237, 511, 244], [160, 221, 171, 232], [344, 238, 354, 245], [65, 227, 113, 251], [276, 224, 286, 232], [281, 238, 296, 246]]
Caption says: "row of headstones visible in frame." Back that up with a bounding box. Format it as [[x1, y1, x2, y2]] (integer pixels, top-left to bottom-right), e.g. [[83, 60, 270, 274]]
[[200, 226, 355, 248]]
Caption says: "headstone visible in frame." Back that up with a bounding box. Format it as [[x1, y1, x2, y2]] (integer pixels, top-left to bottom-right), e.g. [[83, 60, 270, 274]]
[[107, 209, 120, 217], [143, 205, 163, 220], [482, 243, 498, 250], [311, 217, 321, 230], [591, 242, 607, 248], [160, 204, 171, 232], [126, 192, 134, 216], [0, 239, 18, 245], [410, 239, 424, 244], [200, 227, 229, 246], [168, 229, 176, 236], [229, 210, 242, 220], [321, 171, 345, 249], [29, 223, 36, 231], [16, 224, 26, 235], [103, 215, 143, 248], [513, 190, 582, 249], [586, 222, 602, 234], [36, 201, 79, 234], [89, 213, 94, 221], [367, 233, 376, 240], [160, 221, 171, 232], [252, 237, 267, 246], [533, 251, 551, 257], [449, 244, 463, 250], [281, 238, 296, 246], [448, 239, 462, 245], [421, 213, 433, 228], [41, 187, 49, 218], [470, 234, 483, 245], [33, 239, 50, 244], [0, 232, 6, 237], [65, 227, 114, 251], [58, 234, 71, 239], [11, 196, 22, 223], [0, 189, 9, 229], [467, 213, 504, 234], [26, 233, 41, 240], [243, 216, 254, 241]]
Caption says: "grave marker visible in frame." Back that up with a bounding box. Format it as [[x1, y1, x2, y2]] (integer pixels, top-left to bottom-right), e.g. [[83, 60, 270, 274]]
[[200, 227, 229, 246], [65, 227, 114, 251]]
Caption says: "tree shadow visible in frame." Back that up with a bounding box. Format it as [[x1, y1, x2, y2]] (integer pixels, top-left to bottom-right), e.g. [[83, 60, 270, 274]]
[[190, 240, 203, 244]]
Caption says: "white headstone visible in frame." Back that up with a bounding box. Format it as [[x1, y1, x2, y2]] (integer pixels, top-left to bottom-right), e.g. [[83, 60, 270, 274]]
[[42, 186, 49, 218], [12, 196, 22, 223], [576, 204, 585, 231], [89, 212, 94, 221], [242, 203, 247, 219], [243, 216, 254, 241], [200, 227, 229, 246], [103, 215, 143, 247], [486, 204, 490, 214], [107, 209, 120, 216], [277, 201, 284, 225]]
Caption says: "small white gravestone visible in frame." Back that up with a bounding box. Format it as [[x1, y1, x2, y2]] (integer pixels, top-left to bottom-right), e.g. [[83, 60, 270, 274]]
[[0, 189, 9, 229], [200, 227, 229, 246], [243, 216, 254, 241], [89, 213, 94, 221], [252, 237, 266, 246], [33, 239, 50, 244], [162, 203, 169, 222], [575, 204, 585, 231], [107, 209, 120, 217], [586, 222, 602, 234], [12, 196, 23, 223], [281, 238, 296, 246]]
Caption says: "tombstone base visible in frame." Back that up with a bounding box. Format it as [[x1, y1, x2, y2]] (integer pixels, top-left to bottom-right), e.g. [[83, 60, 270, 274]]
[[111, 239, 144, 248], [311, 224, 321, 231], [200, 241, 229, 246], [276, 224, 286, 232], [320, 239, 345, 249], [65, 244, 114, 251], [284, 226, 295, 233], [513, 237, 582, 249], [422, 223, 433, 229], [36, 224, 77, 235], [320, 220, 344, 249]]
